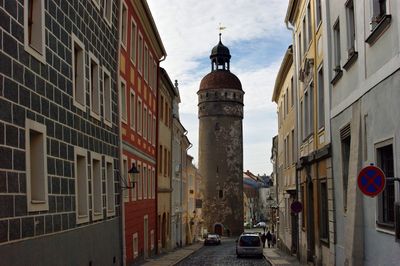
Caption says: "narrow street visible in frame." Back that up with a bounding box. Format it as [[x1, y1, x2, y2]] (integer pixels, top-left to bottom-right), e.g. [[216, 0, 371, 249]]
[[176, 237, 269, 266]]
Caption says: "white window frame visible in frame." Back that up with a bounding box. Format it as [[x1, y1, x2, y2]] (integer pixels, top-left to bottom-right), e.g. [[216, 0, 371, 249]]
[[333, 19, 342, 72], [152, 168, 155, 199], [144, 44, 149, 83], [137, 98, 142, 135], [152, 115, 156, 147], [103, 67, 112, 127], [92, 0, 100, 9], [143, 105, 148, 140], [24, 0, 46, 63], [89, 52, 101, 120], [131, 159, 137, 201], [148, 111, 152, 144], [72, 34, 86, 112], [143, 164, 147, 199], [120, 0, 128, 49], [153, 60, 157, 90], [130, 18, 137, 65], [133, 233, 139, 258], [345, 0, 356, 54], [106, 156, 116, 216], [91, 152, 103, 221], [137, 162, 142, 199], [75, 147, 89, 224], [130, 89, 136, 131], [147, 167, 151, 198], [138, 32, 143, 75], [149, 53, 153, 89], [25, 119, 48, 212], [103, 0, 113, 27], [120, 77, 127, 123], [123, 155, 129, 202]]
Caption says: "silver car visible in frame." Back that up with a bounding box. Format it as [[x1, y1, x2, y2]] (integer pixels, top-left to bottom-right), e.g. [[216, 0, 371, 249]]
[[236, 233, 263, 258]]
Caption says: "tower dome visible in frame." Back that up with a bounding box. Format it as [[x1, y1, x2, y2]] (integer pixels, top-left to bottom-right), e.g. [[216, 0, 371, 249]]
[[210, 33, 231, 71]]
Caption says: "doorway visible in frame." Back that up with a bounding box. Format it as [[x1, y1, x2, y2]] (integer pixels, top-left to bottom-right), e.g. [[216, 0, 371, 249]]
[[214, 223, 223, 236], [144, 215, 148, 258]]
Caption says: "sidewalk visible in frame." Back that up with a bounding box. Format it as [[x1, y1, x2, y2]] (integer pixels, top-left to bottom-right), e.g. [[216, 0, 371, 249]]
[[263, 247, 305, 266], [141, 242, 203, 266]]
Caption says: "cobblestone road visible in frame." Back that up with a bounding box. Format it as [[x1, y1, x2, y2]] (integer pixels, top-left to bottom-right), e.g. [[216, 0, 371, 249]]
[[176, 238, 270, 266]]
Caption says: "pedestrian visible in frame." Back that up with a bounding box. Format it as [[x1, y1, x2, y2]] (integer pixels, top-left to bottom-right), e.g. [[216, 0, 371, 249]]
[[271, 232, 276, 248], [266, 230, 272, 248], [261, 233, 267, 248]]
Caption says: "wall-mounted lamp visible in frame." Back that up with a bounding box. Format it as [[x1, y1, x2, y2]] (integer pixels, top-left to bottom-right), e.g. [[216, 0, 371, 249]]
[[120, 163, 140, 190]]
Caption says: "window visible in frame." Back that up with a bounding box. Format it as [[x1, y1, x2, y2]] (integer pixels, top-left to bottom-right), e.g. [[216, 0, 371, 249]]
[[164, 103, 168, 126], [319, 180, 329, 240], [298, 33, 302, 62], [143, 165, 147, 199], [333, 19, 341, 72], [152, 116, 156, 146], [291, 129, 295, 164], [144, 45, 149, 82], [138, 163, 142, 199], [138, 33, 143, 74], [160, 96, 164, 121], [150, 230, 154, 250], [285, 88, 288, 115], [376, 141, 395, 228], [284, 138, 287, 168], [26, 119, 48, 212], [130, 19, 137, 64], [72, 34, 86, 111], [371, 0, 387, 28], [24, 0, 45, 62], [149, 54, 154, 89], [304, 91, 309, 139], [120, 1, 127, 48], [104, 0, 112, 25], [317, 67, 325, 129], [307, 3, 312, 45], [130, 90, 136, 130], [131, 160, 137, 201], [147, 167, 151, 197], [316, 0, 322, 26], [103, 68, 112, 126], [309, 82, 314, 135], [91, 152, 103, 221], [152, 169, 155, 199], [106, 157, 115, 216], [346, 0, 356, 55], [302, 18, 306, 56], [123, 156, 129, 202], [92, 0, 100, 9], [219, 190, 223, 198], [340, 124, 351, 212], [164, 147, 167, 176], [159, 145, 163, 174], [137, 99, 142, 134], [133, 233, 139, 258], [143, 106, 148, 139], [89, 53, 100, 119], [300, 100, 304, 140], [148, 112, 152, 144], [120, 79, 127, 123], [75, 147, 89, 224], [290, 77, 294, 107], [153, 60, 157, 89]]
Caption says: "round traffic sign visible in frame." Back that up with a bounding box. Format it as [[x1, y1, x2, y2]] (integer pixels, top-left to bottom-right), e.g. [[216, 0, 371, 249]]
[[291, 201, 303, 213], [357, 165, 386, 197]]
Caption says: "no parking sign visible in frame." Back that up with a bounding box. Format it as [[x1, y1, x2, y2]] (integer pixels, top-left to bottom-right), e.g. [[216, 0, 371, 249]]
[[357, 165, 386, 197]]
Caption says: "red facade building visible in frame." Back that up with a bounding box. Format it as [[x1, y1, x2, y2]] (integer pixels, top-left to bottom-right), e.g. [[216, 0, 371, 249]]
[[118, 0, 166, 264]]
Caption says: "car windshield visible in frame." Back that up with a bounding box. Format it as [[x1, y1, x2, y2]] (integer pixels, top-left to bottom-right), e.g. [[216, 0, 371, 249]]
[[239, 236, 260, 247]]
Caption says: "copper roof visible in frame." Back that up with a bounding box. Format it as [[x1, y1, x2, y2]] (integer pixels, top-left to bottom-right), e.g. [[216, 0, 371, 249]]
[[199, 70, 242, 91]]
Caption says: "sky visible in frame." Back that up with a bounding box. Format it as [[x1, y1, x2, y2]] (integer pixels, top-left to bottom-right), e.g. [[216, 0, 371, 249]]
[[147, 0, 292, 175]]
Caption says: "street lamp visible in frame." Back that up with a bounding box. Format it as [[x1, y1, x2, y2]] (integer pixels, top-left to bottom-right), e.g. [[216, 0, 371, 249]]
[[120, 163, 140, 189]]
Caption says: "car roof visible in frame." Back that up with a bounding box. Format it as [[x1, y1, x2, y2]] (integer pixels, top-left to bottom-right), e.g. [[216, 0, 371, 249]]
[[240, 233, 260, 236]]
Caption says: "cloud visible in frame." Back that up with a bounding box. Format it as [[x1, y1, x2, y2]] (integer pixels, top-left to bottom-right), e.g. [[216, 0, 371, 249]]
[[147, 0, 291, 174]]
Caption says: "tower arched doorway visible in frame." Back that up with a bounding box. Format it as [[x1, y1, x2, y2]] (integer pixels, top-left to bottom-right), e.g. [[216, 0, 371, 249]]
[[214, 223, 223, 236], [162, 213, 167, 249]]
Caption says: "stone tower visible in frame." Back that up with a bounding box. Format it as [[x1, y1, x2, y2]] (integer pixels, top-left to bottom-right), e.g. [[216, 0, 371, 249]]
[[198, 34, 244, 236]]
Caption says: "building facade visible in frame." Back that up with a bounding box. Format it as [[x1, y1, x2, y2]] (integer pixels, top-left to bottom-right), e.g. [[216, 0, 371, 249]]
[[198, 35, 244, 236], [272, 45, 298, 254], [285, 0, 334, 264], [118, 0, 166, 263], [157, 68, 176, 252], [326, 0, 400, 265], [0, 0, 121, 264]]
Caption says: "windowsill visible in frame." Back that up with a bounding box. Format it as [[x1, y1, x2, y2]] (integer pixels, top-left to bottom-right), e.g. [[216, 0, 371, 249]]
[[31, 200, 46, 204], [320, 237, 329, 246], [343, 51, 358, 70], [130, 58, 136, 67], [107, 209, 116, 217], [316, 21, 322, 33], [24, 44, 46, 64], [318, 126, 325, 134], [93, 212, 103, 221], [376, 221, 395, 232], [90, 110, 101, 121], [366, 15, 392, 45], [104, 119, 112, 128], [331, 69, 343, 85], [73, 100, 86, 113]]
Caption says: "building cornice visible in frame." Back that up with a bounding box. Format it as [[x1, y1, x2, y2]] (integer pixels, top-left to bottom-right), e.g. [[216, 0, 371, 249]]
[[272, 45, 293, 102]]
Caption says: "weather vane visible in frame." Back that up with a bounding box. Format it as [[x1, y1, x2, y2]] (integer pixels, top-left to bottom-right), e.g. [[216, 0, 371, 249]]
[[218, 23, 226, 41]]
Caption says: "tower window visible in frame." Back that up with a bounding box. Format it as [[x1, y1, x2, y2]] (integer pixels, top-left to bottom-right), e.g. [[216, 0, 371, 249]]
[[24, 0, 45, 62], [219, 190, 223, 198]]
